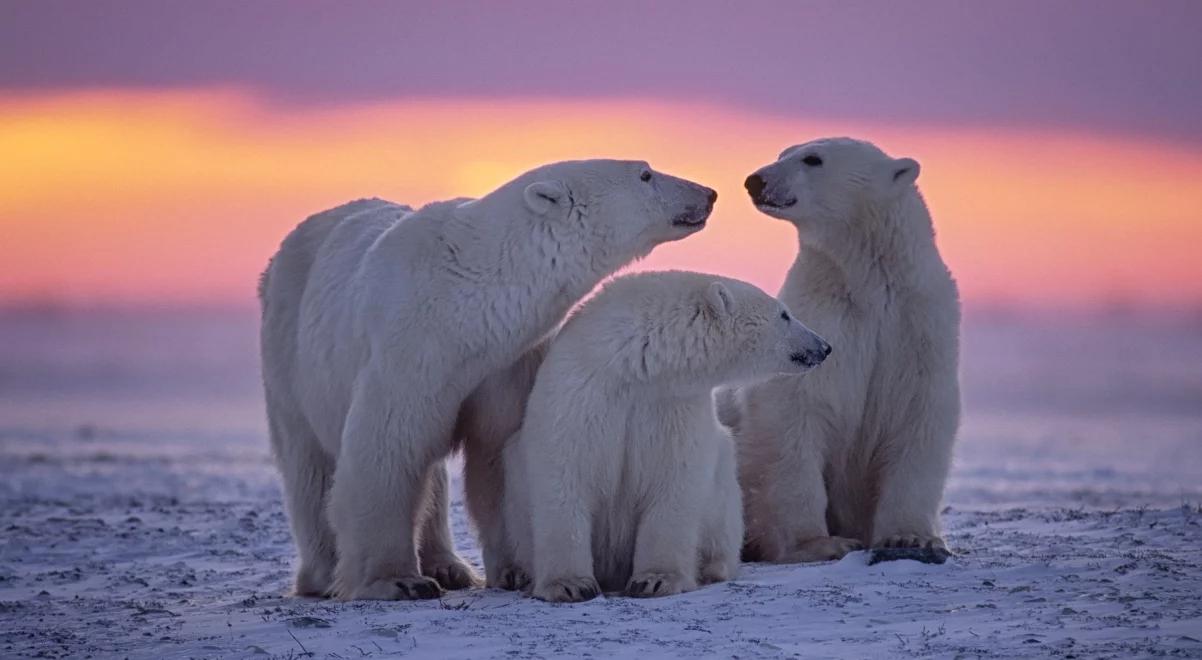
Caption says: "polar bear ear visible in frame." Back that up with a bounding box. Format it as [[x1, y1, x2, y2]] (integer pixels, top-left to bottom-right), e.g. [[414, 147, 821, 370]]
[[523, 180, 568, 216], [705, 281, 735, 317], [888, 157, 921, 191]]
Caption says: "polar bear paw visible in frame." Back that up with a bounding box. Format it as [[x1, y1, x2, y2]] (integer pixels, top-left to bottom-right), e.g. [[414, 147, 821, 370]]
[[336, 575, 444, 601], [497, 566, 531, 591], [624, 571, 694, 598], [782, 536, 864, 563], [877, 534, 949, 552], [422, 555, 481, 591], [534, 576, 601, 603], [871, 535, 952, 564]]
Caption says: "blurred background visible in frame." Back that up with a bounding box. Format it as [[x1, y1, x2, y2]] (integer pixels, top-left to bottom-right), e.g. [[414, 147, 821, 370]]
[[2, 1, 1200, 507]]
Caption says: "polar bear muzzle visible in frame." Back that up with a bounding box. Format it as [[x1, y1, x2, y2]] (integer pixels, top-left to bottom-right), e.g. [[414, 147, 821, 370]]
[[670, 187, 717, 227], [744, 170, 796, 210], [788, 327, 832, 369]]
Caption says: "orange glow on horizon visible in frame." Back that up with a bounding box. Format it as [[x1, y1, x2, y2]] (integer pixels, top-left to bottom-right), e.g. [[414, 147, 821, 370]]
[[2, 88, 1201, 310]]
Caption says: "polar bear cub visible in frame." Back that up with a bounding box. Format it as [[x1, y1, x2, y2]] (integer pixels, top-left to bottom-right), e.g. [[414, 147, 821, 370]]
[[505, 271, 832, 602], [730, 137, 960, 563], [259, 160, 716, 600]]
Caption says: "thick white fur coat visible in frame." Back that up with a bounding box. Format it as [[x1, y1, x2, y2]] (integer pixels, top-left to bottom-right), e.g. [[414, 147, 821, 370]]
[[505, 271, 831, 601], [731, 138, 961, 563], [259, 160, 715, 599]]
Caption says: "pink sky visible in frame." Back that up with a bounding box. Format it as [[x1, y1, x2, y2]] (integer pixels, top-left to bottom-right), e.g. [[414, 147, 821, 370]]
[[2, 90, 1201, 310]]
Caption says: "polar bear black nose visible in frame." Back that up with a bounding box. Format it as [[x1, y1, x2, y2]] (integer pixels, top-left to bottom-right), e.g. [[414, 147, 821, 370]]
[[820, 339, 833, 357], [744, 174, 765, 199], [707, 188, 718, 206]]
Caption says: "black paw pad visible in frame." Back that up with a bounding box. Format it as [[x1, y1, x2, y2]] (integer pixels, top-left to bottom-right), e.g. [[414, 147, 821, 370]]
[[868, 546, 952, 565]]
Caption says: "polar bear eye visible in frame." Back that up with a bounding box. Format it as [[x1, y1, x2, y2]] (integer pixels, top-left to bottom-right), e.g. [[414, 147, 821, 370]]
[[780, 311, 790, 321], [640, 170, 652, 182], [802, 155, 823, 167]]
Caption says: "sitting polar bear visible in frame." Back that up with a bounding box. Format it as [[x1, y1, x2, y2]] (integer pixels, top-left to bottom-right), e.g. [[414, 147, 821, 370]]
[[259, 160, 716, 600], [725, 137, 960, 563], [504, 271, 832, 602]]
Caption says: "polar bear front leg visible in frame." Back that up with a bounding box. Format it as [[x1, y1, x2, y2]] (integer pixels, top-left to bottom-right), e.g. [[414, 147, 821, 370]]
[[265, 398, 338, 598], [529, 492, 599, 602], [418, 460, 480, 590], [328, 374, 454, 601], [627, 504, 701, 598], [528, 452, 600, 602], [626, 471, 703, 599], [869, 421, 955, 556]]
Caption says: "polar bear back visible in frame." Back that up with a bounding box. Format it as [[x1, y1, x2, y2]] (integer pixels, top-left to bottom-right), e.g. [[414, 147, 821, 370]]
[[261, 198, 414, 452]]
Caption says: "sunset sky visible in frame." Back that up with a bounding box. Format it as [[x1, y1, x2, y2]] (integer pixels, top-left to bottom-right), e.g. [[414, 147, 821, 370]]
[[2, 1, 1201, 310]]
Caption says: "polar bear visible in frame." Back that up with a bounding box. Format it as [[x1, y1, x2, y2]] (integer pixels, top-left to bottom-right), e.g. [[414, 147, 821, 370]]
[[504, 271, 832, 602], [727, 137, 960, 563], [259, 160, 716, 600]]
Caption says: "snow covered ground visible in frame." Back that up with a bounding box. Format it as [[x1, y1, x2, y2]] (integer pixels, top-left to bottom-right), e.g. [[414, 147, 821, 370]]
[[2, 309, 1201, 658]]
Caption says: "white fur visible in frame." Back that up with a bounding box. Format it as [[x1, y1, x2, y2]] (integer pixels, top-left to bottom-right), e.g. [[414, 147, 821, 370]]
[[505, 271, 831, 601], [730, 137, 961, 562], [455, 339, 549, 589], [259, 160, 715, 600]]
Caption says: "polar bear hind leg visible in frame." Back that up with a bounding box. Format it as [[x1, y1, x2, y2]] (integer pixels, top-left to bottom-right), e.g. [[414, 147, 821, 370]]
[[265, 395, 338, 598]]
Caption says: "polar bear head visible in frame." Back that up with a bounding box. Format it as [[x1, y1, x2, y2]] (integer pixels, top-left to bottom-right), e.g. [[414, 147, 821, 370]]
[[687, 274, 832, 386], [572, 271, 831, 391], [743, 137, 920, 238], [492, 159, 717, 264]]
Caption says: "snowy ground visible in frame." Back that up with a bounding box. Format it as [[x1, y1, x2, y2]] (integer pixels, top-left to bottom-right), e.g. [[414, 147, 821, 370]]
[[2, 310, 1201, 658]]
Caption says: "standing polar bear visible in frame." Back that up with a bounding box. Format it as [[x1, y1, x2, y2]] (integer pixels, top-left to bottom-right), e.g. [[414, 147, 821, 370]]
[[505, 271, 832, 602], [727, 137, 960, 562], [259, 160, 716, 600]]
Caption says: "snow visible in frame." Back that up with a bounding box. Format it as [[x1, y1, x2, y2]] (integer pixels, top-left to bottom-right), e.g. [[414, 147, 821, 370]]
[[2, 309, 1201, 658]]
